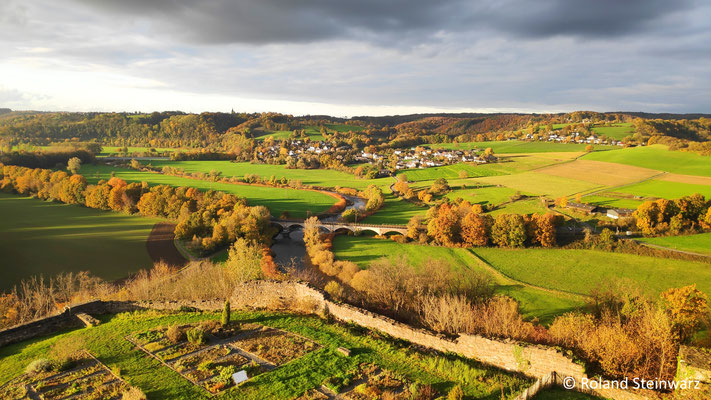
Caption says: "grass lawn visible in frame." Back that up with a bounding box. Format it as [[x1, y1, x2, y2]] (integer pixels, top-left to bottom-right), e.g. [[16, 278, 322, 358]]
[[79, 164, 337, 219], [332, 236, 585, 322], [591, 122, 635, 140], [472, 247, 711, 298], [582, 145, 711, 177], [429, 140, 614, 153], [613, 180, 711, 199], [147, 160, 391, 190], [0, 310, 531, 399], [638, 233, 711, 256], [0, 193, 158, 291]]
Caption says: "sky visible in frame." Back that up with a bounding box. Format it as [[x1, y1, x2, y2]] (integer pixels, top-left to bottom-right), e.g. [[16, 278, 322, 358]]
[[1, 0, 709, 116]]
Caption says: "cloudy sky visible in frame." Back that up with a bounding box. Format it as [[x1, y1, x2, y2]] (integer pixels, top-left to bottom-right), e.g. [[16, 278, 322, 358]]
[[1, 0, 709, 116]]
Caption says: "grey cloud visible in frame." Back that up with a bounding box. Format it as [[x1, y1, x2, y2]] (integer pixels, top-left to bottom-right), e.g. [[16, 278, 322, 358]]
[[74, 0, 698, 45]]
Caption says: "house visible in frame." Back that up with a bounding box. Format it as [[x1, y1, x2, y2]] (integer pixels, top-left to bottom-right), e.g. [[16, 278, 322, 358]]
[[607, 208, 635, 219]]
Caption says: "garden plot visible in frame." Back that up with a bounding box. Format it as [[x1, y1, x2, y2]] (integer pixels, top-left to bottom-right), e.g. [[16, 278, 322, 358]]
[[321, 363, 419, 400], [0, 352, 128, 400], [128, 320, 319, 394], [227, 325, 320, 366]]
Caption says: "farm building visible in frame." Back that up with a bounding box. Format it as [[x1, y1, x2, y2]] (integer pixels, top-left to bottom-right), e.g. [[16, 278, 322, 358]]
[[566, 202, 598, 214], [607, 208, 635, 219]]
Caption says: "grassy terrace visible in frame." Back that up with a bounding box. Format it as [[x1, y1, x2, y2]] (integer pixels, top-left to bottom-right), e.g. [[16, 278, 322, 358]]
[[332, 236, 585, 322], [0, 193, 157, 291], [79, 164, 337, 219], [582, 145, 711, 177], [0, 310, 531, 400], [590, 122, 634, 140], [473, 247, 711, 298], [638, 233, 711, 256]]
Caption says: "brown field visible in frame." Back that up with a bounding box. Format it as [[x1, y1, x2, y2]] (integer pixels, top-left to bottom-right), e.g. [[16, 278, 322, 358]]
[[659, 173, 711, 185], [536, 160, 661, 186]]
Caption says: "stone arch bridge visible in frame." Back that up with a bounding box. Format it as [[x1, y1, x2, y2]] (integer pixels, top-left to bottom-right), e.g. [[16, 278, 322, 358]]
[[271, 219, 408, 236]]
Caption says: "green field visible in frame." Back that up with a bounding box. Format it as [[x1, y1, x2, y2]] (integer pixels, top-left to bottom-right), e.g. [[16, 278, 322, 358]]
[[254, 124, 364, 141], [147, 160, 391, 190], [472, 247, 711, 298], [0, 310, 530, 399], [591, 123, 634, 140], [429, 140, 613, 153], [638, 233, 711, 256], [580, 195, 643, 209], [613, 180, 711, 199], [332, 236, 585, 321], [582, 145, 711, 177], [78, 164, 337, 218], [474, 172, 603, 198], [444, 184, 522, 207], [0, 193, 158, 290], [361, 191, 428, 225], [489, 198, 550, 215], [399, 163, 507, 181]]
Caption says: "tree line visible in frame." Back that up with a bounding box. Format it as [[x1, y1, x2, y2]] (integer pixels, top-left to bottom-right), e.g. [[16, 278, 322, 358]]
[[633, 194, 711, 236]]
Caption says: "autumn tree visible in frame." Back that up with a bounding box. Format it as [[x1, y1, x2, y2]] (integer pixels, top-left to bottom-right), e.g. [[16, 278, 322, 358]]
[[661, 285, 709, 341], [429, 178, 450, 195], [67, 157, 81, 174], [427, 203, 461, 246], [490, 214, 527, 247], [461, 212, 491, 246], [530, 213, 557, 247], [406, 215, 424, 240]]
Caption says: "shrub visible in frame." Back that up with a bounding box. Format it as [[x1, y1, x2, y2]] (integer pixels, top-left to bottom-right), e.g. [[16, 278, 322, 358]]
[[166, 325, 184, 344], [25, 358, 53, 375], [217, 365, 240, 385], [448, 385, 464, 400], [324, 281, 345, 301], [120, 387, 147, 400], [187, 328, 206, 345], [221, 299, 231, 326]]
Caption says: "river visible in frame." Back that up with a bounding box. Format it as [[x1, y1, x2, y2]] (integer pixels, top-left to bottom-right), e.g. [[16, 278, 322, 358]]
[[270, 192, 365, 270]]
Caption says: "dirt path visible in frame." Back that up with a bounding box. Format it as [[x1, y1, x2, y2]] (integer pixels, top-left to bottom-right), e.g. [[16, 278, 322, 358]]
[[146, 222, 188, 267]]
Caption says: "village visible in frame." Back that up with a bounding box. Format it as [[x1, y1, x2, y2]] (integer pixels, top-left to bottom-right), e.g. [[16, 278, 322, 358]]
[[255, 138, 489, 172]]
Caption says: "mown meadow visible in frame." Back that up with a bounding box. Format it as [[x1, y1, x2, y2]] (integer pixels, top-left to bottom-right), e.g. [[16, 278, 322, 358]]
[[0, 193, 157, 290]]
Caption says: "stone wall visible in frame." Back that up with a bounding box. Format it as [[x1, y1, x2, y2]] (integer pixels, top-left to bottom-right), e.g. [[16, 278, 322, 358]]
[[230, 280, 585, 379], [0, 299, 225, 347]]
